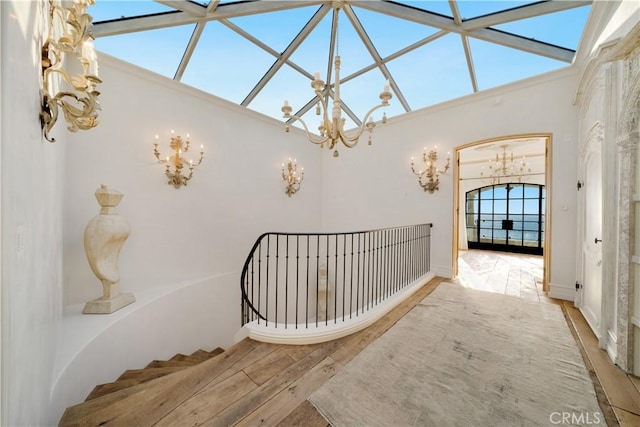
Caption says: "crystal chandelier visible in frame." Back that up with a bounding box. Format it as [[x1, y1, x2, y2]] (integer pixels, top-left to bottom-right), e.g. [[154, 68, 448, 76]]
[[281, 0, 392, 157], [481, 144, 531, 184]]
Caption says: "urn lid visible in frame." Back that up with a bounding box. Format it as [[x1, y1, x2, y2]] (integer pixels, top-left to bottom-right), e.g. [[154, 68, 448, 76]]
[[95, 184, 124, 207]]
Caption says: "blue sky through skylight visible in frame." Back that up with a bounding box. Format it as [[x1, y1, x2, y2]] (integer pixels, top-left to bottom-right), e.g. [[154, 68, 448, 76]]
[[91, 1, 592, 126]]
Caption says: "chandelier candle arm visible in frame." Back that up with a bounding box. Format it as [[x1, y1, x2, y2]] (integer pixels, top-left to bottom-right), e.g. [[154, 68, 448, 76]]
[[280, 0, 392, 158]]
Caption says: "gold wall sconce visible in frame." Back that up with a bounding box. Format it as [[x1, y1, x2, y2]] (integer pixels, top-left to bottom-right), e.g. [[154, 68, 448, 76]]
[[410, 146, 450, 193], [40, 0, 101, 143], [153, 131, 204, 189], [282, 158, 304, 197]]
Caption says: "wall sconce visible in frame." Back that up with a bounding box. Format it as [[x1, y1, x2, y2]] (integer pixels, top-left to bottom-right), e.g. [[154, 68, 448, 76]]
[[410, 145, 450, 193], [282, 158, 304, 197], [40, 0, 101, 143], [153, 131, 204, 189]]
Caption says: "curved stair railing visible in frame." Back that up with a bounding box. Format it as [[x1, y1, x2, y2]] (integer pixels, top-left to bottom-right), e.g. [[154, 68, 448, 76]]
[[240, 223, 433, 330]]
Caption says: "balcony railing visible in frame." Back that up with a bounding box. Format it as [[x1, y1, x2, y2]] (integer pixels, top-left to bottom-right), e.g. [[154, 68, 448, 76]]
[[240, 223, 432, 330]]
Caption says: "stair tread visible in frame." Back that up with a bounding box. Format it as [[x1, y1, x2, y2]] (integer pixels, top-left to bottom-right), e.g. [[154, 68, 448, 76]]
[[145, 359, 194, 368], [59, 338, 275, 426], [117, 366, 185, 382], [85, 379, 141, 402]]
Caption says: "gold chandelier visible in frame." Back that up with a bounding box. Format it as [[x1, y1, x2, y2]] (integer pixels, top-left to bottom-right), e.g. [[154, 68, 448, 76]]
[[40, 0, 101, 143], [280, 0, 392, 157], [481, 144, 531, 184]]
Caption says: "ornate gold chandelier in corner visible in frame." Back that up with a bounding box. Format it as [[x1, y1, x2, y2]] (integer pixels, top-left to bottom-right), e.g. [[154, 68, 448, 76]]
[[280, 0, 392, 158], [40, 0, 101, 143], [481, 144, 532, 184]]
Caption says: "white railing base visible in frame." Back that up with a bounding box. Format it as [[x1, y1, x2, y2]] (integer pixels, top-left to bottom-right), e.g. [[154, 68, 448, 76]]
[[236, 272, 435, 345]]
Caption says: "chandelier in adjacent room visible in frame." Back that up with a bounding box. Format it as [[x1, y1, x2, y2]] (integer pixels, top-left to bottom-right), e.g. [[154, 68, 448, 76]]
[[280, 0, 392, 157], [481, 144, 531, 184]]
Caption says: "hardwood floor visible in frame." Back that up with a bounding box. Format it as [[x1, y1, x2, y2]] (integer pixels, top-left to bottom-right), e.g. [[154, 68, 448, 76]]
[[60, 272, 640, 426], [456, 248, 640, 427], [60, 278, 445, 426]]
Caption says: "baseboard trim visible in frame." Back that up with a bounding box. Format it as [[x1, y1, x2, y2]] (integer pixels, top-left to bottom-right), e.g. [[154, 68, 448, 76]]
[[547, 283, 576, 301]]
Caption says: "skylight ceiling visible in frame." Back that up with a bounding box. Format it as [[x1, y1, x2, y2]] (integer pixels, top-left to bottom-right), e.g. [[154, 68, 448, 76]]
[[91, 1, 592, 128]]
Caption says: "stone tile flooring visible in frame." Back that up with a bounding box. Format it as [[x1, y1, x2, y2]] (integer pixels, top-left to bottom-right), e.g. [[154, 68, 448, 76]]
[[455, 249, 550, 303]]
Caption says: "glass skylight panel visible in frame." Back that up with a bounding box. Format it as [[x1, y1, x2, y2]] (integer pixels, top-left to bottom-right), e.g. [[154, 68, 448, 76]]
[[330, 12, 378, 78], [90, 0, 176, 22], [286, 13, 333, 78], [227, 6, 321, 53], [386, 33, 473, 110], [352, 7, 441, 58], [181, 21, 277, 105], [455, 1, 537, 20], [250, 63, 314, 123], [494, 6, 591, 50], [393, 1, 455, 17], [95, 24, 195, 80], [338, 67, 401, 126], [469, 38, 569, 91], [88, 0, 594, 123]]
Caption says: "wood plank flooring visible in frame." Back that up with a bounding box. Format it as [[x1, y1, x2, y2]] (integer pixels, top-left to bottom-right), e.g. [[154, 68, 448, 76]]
[[60, 277, 444, 426], [60, 273, 640, 426]]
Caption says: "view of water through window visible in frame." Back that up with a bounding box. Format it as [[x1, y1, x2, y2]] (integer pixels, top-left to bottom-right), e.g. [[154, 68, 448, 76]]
[[466, 183, 545, 255]]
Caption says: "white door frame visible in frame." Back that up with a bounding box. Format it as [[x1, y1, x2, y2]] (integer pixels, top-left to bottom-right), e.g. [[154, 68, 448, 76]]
[[452, 133, 551, 291]]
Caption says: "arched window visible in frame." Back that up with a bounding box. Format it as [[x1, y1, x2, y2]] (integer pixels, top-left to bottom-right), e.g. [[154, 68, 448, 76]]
[[465, 183, 545, 255]]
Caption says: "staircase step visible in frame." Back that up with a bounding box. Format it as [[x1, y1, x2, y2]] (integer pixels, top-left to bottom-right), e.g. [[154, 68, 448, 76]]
[[117, 366, 185, 382], [168, 353, 202, 364], [85, 379, 140, 402], [85, 349, 227, 403], [59, 338, 275, 426], [145, 359, 194, 368], [189, 349, 214, 361]]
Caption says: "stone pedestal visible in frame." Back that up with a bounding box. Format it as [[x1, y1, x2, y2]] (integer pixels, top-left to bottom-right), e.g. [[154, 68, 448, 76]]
[[83, 185, 135, 314]]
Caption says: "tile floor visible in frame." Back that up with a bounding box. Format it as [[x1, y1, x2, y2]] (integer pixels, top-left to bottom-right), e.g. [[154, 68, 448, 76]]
[[456, 249, 549, 303]]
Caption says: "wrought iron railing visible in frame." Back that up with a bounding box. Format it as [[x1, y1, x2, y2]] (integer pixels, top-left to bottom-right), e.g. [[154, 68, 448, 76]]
[[240, 223, 432, 328]]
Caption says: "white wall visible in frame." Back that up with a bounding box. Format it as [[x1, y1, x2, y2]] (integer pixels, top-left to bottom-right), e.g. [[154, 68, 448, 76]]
[[1, 0, 65, 425], [320, 67, 580, 296], [64, 54, 323, 306], [53, 53, 322, 422]]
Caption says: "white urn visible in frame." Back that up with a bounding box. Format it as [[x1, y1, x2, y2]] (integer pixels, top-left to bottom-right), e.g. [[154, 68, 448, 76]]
[[82, 184, 135, 314]]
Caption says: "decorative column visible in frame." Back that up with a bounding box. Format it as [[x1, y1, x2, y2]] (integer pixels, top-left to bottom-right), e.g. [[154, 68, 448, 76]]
[[83, 185, 135, 314], [613, 32, 640, 373], [616, 132, 637, 372]]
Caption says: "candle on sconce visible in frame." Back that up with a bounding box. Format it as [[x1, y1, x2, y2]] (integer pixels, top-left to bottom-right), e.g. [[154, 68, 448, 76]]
[[384, 81, 390, 92], [314, 71, 320, 80], [284, 100, 289, 107]]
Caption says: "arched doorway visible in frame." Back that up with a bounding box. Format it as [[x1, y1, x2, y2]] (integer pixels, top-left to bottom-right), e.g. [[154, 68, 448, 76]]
[[453, 135, 551, 295]]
